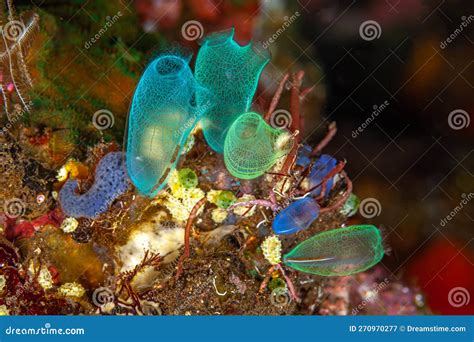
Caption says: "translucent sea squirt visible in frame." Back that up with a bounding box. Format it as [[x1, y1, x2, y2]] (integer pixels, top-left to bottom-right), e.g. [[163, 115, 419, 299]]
[[272, 197, 320, 235], [283, 225, 384, 276], [304, 154, 337, 197], [195, 28, 270, 153], [126, 54, 212, 197], [296, 144, 312, 168], [224, 112, 293, 179]]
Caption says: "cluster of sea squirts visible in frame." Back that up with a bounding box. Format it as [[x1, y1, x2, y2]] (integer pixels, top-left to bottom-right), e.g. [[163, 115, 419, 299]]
[[58, 27, 384, 281]]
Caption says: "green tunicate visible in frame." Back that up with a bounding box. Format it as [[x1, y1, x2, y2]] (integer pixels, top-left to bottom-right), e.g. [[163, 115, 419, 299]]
[[178, 168, 198, 189], [224, 112, 293, 179], [268, 278, 286, 291], [340, 193, 360, 217], [195, 28, 270, 153], [216, 191, 236, 209], [283, 225, 384, 276]]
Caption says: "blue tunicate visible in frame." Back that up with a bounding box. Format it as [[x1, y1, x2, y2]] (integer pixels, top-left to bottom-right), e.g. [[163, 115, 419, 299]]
[[272, 197, 320, 235], [296, 144, 312, 168], [126, 54, 213, 197], [306, 154, 337, 197], [59, 152, 129, 218]]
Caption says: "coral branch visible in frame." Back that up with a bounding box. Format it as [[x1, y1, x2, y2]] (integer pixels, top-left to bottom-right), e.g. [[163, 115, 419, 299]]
[[115, 251, 162, 311], [175, 197, 207, 280], [119, 250, 162, 283], [320, 170, 353, 213], [264, 72, 290, 122], [300, 85, 315, 101], [289, 71, 304, 137], [228, 199, 280, 212], [0, 3, 39, 119], [278, 70, 306, 179], [275, 263, 300, 302], [314, 160, 346, 201], [302, 160, 346, 198], [258, 265, 275, 293], [311, 121, 337, 156]]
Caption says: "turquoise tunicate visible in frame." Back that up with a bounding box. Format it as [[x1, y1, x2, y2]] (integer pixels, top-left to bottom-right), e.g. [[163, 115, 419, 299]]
[[126, 54, 212, 197], [195, 28, 270, 153]]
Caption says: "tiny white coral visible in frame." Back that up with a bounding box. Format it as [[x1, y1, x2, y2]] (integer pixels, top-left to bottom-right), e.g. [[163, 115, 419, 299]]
[[211, 208, 228, 223], [162, 187, 205, 222], [58, 282, 85, 298], [56, 166, 68, 182], [206, 189, 221, 205], [0, 275, 5, 292], [38, 266, 53, 290], [167, 169, 181, 195], [0, 305, 9, 316], [261, 235, 282, 265], [60, 217, 78, 233], [274, 131, 292, 151]]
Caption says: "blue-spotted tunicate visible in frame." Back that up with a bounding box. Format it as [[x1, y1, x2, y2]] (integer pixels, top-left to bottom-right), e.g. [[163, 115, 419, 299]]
[[59, 152, 129, 218]]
